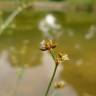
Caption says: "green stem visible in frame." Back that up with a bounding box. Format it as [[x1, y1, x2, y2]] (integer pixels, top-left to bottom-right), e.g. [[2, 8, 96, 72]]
[[0, 3, 30, 35], [49, 50, 55, 61], [45, 64, 58, 96], [11, 68, 25, 96]]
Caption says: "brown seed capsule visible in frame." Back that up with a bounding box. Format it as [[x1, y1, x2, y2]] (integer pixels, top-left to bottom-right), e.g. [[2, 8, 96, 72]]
[[40, 40, 56, 51], [58, 52, 63, 58], [40, 47, 47, 51], [54, 81, 65, 89], [55, 58, 62, 65], [51, 44, 56, 49], [58, 52, 69, 61]]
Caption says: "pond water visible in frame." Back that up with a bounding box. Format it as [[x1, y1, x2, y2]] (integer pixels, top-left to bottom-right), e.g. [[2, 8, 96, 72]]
[[0, 10, 96, 96]]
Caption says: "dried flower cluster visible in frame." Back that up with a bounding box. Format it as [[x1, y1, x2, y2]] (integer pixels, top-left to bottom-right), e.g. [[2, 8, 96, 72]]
[[56, 52, 69, 65], [40, 40, 56, 51], [40, 39, 69, 65], [40, 39, 70, 96]]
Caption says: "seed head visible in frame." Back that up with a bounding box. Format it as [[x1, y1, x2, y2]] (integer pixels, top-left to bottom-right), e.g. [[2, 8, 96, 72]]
[[40, 40, 56, 51], [55, 52, 69, 65], [54, 81, 65, 89], [58, 52, 69, 61]]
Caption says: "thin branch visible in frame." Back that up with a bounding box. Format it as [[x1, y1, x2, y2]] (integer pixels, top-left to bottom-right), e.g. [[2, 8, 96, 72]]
[[0, 3, 30, 35], [11, 68, 25, 96], [45, 64, 58, 96], [44, 50, 58, 96]]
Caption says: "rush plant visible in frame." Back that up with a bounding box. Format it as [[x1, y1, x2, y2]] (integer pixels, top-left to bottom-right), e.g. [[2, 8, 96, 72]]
[[40, 39, 69, 96]]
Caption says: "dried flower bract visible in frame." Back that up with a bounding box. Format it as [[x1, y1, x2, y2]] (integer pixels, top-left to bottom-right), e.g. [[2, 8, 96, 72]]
[[54, 81, 65, 89], [40, 40, 56, 51], [55, 52, 69, 65], [58, 52, 69, 61]]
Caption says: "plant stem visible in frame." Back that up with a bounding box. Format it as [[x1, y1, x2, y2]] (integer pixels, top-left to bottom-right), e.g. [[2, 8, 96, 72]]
[[45, 64, 58, 96], [49, 50, 55, 61], [0, 3, 30, 35], [11, 68, 25, 96]]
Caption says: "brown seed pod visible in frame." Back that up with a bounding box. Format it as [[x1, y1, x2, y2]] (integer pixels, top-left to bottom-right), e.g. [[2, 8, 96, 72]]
[[54, 81, 65, 89]]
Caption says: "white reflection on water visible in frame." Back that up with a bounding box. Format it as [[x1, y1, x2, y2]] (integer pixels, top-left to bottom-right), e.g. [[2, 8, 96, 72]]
[[0, 50, 78, 96], [75, 58, 84, 66], [85, 25, 96, 40], [39, 14, 62, 39]]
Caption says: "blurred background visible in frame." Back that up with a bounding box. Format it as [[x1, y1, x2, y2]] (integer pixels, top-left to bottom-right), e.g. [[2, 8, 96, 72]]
[[0, 0, 96, 96]]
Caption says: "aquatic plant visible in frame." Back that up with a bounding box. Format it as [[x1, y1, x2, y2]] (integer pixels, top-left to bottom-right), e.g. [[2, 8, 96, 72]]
[[40, 39, 69, 96]]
